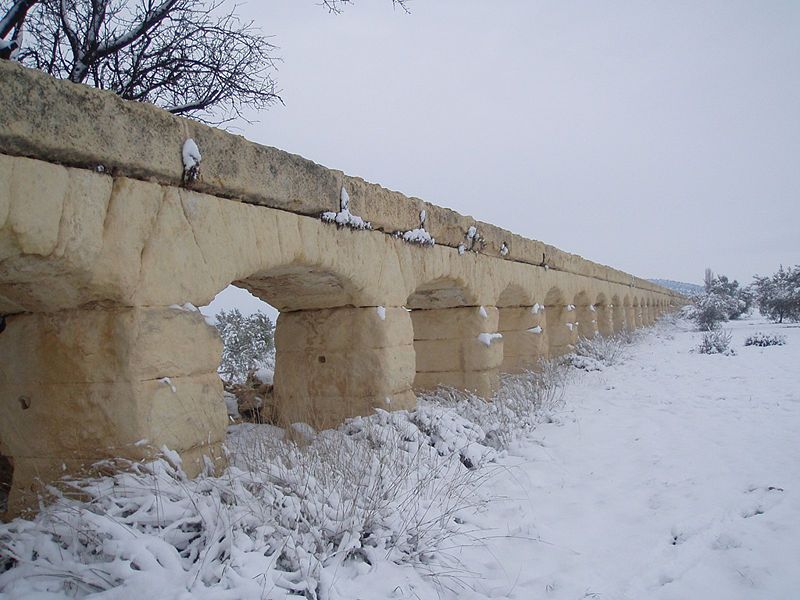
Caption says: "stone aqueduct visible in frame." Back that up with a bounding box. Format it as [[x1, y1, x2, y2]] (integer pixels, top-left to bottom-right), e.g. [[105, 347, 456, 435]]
[[0, 62, 683, 517]]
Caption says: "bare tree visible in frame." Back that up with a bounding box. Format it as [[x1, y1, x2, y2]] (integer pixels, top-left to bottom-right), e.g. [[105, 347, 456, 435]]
[[0, 0, 36, 58], [1, 0, 280, 123], [1, 0, 410, 122], [321, 0, 409, 14]]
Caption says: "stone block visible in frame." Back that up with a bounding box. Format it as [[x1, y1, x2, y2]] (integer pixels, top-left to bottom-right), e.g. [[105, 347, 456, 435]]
[[275, 306, 413, 352], [410, 306, 498, 340], [0, 307, 222, 384], [275, 345, 416, 398], [414, 337, 504, 373]]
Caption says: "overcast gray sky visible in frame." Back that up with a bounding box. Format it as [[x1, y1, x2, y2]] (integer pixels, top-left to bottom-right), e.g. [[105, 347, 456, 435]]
[[230, 0, 798, 286]]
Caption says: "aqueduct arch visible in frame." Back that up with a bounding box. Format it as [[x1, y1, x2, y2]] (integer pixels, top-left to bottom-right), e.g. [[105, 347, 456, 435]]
[[574, 291, 596, 340], [0, 60, 684, 518], [595, 293, 613, 337]]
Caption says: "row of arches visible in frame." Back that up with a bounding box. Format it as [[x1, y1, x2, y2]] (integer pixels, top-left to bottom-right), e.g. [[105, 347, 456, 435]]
[[226, 263, 678, 426]]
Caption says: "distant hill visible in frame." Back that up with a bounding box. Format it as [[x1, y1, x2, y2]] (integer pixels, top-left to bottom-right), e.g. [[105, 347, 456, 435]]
[[648, 279, 703, 297]]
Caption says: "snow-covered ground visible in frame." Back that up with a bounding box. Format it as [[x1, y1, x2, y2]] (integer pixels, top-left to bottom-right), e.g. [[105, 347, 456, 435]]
[[1, 315, 798, 599], [330, 316, 800, 599]]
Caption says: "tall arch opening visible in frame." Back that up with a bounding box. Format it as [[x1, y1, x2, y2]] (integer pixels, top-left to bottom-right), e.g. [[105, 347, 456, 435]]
[[611, 294, 625, 334], [408, 278, 499, 398], [595, 293, 613, 337], [215, 263, 415, 429], [634, 297, 644, 328], [574, 291, 596, 340], [497, 284, 543, 373], [544, 287, 572, 358], [624, 295, 635, 331]]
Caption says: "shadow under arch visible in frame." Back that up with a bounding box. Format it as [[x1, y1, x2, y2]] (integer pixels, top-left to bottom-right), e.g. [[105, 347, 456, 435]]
[[229, 262, 415, 429], [544, 286, 572, 358], [574, 291, 595, 340], [595, 292, 613, 337], [623, 295, 635, 331], [407, 277, 498, 398], [611, 294, 625, 333], [633, 297, 644, 328], [496, 283, 543, 374]]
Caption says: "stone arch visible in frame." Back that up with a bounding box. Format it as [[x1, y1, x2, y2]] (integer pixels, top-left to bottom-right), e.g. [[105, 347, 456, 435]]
[[496, 283, 532, 308], [611, 294, 625, 334], [497, 284, 544, 374], [232, 261, 416, 429], [574, 291, 596, 340], [406, 277, 476, 310], [595, 292, 613, 337], [544, 286, 572, 357], [407, 278, 499, 398], [623, 295, 635, 331], [633, 297, 644, 328]]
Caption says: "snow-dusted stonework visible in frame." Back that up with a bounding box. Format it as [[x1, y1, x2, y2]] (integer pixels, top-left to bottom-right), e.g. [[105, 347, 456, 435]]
[[0, 60, 683, 519]]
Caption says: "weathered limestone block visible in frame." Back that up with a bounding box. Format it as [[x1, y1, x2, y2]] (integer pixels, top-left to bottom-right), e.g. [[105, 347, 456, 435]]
[[625, 306, 636, 331], [411, 306, 502, 398], [272, 307, 416, 428], [575, 304, 597, 339], [596, 305, 614, 336], [0, 61, 340, 217], [0, 154, 113, 312], [0, 306, 226, 517], [498, 306, 547, 373], [544, 305, 575, 358]]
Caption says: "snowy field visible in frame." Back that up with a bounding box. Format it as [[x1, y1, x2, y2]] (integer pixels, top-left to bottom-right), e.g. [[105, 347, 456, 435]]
[[329, 316, 800, 599], [1, 315, 799, 599]]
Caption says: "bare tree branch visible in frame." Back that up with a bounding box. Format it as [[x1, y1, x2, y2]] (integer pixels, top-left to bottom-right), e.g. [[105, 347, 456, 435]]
[[1, 0, 409, 121]]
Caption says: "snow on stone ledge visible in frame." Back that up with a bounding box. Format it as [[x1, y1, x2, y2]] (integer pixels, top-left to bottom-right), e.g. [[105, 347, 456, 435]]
[[527, 325, 543, 334], [321, 187, 372, 230], [182, 138, 201, 182], [401, 227, 435, 246], [477, 332, 503, 346]]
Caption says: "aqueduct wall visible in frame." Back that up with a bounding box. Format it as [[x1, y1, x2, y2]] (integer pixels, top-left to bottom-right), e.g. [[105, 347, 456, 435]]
[[0, 61, 683, 517]]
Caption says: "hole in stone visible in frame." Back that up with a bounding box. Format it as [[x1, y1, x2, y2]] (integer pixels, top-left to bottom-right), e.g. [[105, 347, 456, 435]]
[[18, 396, 30, 410], [318, 355, 326, 364], [201, 284, 278, 425], [0, 453, 12, 515]]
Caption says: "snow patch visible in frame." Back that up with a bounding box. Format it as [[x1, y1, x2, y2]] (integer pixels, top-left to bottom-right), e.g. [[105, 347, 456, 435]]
[[479, 306, 488, 319], [527, 325, 543, 334], [376, 306, 386, 320], [169, 302, 199, 313], [401, 228, 435, 246], [321, 187, 372, 230], [477, 332, 503, 346], [158, 377, 177, 393], [181, 138, 201, 182]]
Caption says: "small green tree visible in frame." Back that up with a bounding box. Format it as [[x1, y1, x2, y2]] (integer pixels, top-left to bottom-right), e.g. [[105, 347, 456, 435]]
[[752, 265, 800, 324], [692, 269, 752, 330], [214, 308, 275, 383]]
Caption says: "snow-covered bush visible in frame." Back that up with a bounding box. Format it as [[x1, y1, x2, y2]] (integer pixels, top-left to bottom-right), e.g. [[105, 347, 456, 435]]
[[752, 265, 800, 324], [214, 309, 275, 383], [0, 363, 577, 599], [424, 360, 570, 449], [570, 334, 628, 369], [689, 270, 753, 330], [696, 329, 735, 355], [744, 332, 787, 347]]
